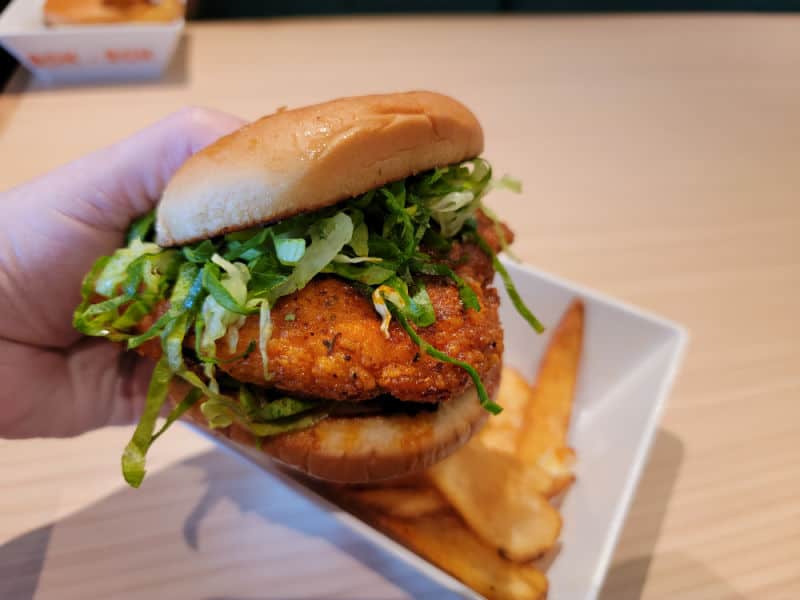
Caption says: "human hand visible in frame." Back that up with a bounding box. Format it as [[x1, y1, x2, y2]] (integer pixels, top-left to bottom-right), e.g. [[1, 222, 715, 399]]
[[0, 107, 246, 438]]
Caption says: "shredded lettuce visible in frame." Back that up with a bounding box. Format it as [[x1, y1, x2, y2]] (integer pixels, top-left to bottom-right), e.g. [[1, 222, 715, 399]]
[[74, 256, 110, 321], [410, 259, 480, 312], [126, 211, 156, 244], [183, 239, 216, 263], [428, 191, 477, 237], [274, 237, 306, 265], [202, 258, 251, 315], [121, 356, 173, 487], [94, 239, 161, 297], [196, 380, 327, 437], [247, 395, 319, 420], [470, 230, 545, 334], [258, 300, 272, 382], [198, 254, 252, 360], [349, 212, 369, 257], [332, 254, 383, 264], [323, 262, 394, 285], [163, 312, 190, 372], [479, 199, 519, 261], [272, 212, 353, 298], [250, 411, 329, 437], [127, 262, 202, 351], [152, 388, 202, 444], [74, 157, 545, 487], [382, 276, 436, 329]]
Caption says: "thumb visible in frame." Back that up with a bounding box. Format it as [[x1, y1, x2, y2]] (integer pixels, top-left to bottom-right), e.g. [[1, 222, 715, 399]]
[[30, 107, 247, 232]]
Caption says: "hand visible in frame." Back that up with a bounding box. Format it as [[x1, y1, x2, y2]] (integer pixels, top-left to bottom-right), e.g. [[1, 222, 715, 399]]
[[0, 107, 246, 438]]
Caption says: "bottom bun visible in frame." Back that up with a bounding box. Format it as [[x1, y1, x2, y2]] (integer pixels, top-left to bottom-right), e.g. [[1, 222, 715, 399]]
[[170, 368, 498, 483]]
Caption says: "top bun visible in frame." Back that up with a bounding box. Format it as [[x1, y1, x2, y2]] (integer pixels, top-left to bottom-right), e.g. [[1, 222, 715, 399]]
[[156, 91, 484, 247]]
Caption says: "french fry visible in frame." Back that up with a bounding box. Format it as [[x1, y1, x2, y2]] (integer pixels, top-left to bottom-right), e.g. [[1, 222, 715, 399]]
[[427, 439, 562, 562], [538, 447, 577, 497], [479, 365, 576, 498], [370, 510, 548, 600], [518, 299, 584, 485], [479, 366, 533, 454], [342, 486, 449, 519]]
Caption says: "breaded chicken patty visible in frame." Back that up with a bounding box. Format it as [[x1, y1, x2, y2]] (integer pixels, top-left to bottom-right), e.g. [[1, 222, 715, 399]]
[[136, 216, 510, 403]]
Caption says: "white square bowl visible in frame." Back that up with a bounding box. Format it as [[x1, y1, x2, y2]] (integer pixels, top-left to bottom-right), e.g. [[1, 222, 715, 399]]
[[211, 259, 688, 600], [0, 0, 183, 84]]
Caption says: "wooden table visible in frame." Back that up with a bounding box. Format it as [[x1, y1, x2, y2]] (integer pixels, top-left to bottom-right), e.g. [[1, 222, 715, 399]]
[[1, 15, 799, 600]]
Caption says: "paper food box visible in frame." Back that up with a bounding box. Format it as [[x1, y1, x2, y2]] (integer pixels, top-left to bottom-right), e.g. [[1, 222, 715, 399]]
[[0, 0, 184, 84]]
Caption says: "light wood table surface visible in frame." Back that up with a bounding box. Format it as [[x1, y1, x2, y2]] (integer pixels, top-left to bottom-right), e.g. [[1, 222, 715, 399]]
[[1, 15, 799, 600]]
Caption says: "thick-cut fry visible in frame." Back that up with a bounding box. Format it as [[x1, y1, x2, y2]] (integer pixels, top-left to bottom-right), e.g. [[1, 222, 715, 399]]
[[479, 366, 533, 454], [538, 446, 577, 496], [342, 486, 449, 519], [427, 439, 562, 561], [370, 511, 548, 600], [518, 299, 584, 481], [481, 364, 577, 498]]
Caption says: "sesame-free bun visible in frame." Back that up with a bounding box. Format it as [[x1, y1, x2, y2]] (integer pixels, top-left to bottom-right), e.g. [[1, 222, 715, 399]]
[[170, 368, 497, 483], [156, 91, 484, 247]]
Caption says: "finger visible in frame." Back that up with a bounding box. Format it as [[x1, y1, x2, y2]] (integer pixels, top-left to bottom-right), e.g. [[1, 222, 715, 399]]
[[19, 107, 247, 233], [0, 337, 153, 438]]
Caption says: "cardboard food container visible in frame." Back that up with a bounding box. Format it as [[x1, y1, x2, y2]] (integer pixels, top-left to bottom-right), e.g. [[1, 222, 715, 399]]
[[0, 0, 184, 84]]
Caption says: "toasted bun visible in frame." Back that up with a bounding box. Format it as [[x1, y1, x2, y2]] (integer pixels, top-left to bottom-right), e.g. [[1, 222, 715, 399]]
[[156, 91, 484, 247], [44, 0, 183, 25], [170, 369, 497, 483]]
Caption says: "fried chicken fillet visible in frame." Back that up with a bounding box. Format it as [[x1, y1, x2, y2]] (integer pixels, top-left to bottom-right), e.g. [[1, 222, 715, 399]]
[[137, 215, 511, 404]]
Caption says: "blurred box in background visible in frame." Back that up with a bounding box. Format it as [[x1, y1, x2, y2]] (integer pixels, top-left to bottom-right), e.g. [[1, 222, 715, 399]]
[[0, 0, 183, 85]]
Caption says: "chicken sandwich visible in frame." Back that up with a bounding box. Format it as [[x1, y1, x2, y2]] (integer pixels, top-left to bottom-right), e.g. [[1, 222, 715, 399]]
[[73, 92, 543, 486]]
